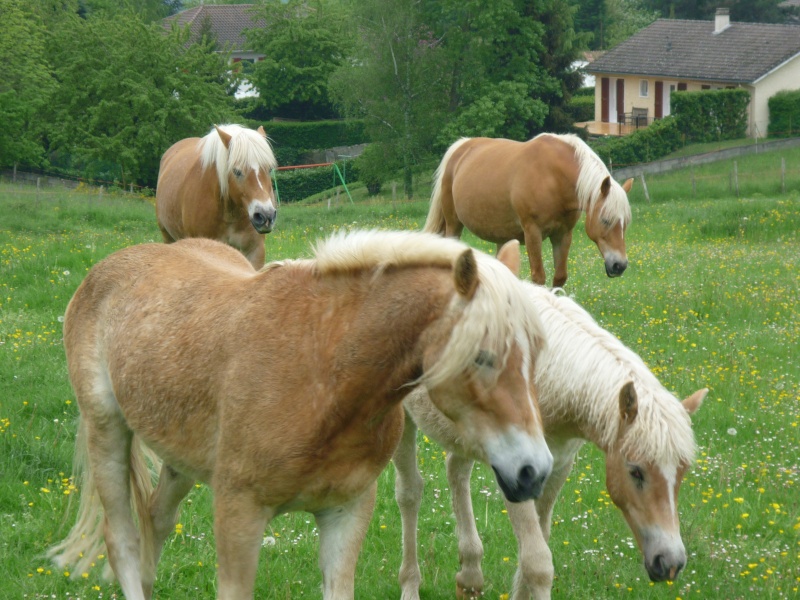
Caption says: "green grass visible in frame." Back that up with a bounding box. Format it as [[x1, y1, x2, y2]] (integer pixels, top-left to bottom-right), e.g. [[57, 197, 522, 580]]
[[1, 175, 798, 599]]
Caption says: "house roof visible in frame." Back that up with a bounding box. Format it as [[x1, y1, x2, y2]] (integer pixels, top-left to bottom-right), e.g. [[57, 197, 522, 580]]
[[586, 18, 800, 84], [163, 4, 265, 52]]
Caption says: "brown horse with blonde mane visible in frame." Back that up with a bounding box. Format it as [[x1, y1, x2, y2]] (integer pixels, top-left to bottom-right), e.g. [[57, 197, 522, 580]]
[[395, 284, 705, 600], [49, 230, 553, 600], [424, 133, 634, 287], [156, 124, 277, 269]]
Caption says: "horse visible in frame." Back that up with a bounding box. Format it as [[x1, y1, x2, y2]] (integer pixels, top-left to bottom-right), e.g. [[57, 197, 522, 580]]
[[423, 134, 634, 288], [48, 231, 554, 600], [395, 284, 705, 600], [155, 123, 278, 269]]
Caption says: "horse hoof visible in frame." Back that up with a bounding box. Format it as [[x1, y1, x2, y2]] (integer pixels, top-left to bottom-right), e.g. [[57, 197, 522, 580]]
[[456, 584, 484, 599]]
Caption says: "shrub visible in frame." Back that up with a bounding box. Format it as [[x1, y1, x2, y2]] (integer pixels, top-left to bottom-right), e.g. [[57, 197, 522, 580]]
[[566, 94, 594, 123], [768, 90, 800, 138], [273, 160, 356, 203], [592, 116, 683, 167], [672, 89, 750, 142]]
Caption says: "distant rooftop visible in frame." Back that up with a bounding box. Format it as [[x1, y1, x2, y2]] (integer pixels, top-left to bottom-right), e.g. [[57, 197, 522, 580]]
[[163, 4, 265, 52], [587, 18, 800, 84]]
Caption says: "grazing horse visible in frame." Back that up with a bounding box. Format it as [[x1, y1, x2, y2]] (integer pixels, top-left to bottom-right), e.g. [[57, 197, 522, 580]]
[[396, 285, 705, 600], [48, 231, 554, 600], [156, 124, 278, 269], [424, 134, 634, 287]]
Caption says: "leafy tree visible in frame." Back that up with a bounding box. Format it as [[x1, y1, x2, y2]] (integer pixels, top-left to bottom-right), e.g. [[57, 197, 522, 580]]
[[246, 0, 353, 119], [604, 0, 658, 48], [46, 10, 236, 186], [0, 0, 53, 167], [640, 0, 785, 22], [329, 0, 449, 198]]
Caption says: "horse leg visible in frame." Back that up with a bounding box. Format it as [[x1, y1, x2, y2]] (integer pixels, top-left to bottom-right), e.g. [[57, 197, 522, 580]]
[[445, 453, 484, 600], [550, 230, 573, 289], [315, 482, 378, 600], [214, 490, 272, 600], [141, 464, 194, 598], [522, 225, 546, 286], [507, 454, 577, 600], [393, 414, 424, 600], [504, 499, 553, 600], [85, 419, 147, 600]]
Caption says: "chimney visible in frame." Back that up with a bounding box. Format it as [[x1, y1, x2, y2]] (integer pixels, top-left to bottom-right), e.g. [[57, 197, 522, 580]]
[[714, 7, 730, 34]]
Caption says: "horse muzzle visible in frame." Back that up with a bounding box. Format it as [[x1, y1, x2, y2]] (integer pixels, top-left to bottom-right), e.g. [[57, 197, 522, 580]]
[[250, 204, 277, 234], [492, 463, 549, 502], [645, 552, 686, 582], [604, 257, 628, 278]]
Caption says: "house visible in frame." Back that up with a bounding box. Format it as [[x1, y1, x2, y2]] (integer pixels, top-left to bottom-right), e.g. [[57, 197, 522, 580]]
[[163, 4, 266, 98], [583, 8, 800, 137]]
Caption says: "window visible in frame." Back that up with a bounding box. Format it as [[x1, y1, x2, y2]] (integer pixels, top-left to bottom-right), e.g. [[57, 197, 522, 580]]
[[639, 80, 649, 97]]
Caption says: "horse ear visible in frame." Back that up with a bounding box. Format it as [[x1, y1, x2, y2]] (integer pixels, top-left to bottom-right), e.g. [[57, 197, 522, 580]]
[[214, 125, 232, 149], [257, 126, 267, 138], [622, 177, 634, 193], [619, 381, 638, 424], [600, 175, 611, 199], [682, 388, 707, 416], [453, 249, 479, 300], [496, 240, 521, 276]]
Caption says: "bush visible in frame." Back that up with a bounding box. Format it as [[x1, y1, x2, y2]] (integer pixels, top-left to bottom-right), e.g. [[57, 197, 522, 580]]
[[251, 120, 367, 152], [273, 160, 356, 203], [352, 143, 401, 197], [592, 116, 683, 167], [672, 89, 750, 142], [768, 90, 800, 138], [566, 95, 594, 123]]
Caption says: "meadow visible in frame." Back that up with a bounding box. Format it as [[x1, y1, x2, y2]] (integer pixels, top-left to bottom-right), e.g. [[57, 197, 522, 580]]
[[0, 166, 798, 600]]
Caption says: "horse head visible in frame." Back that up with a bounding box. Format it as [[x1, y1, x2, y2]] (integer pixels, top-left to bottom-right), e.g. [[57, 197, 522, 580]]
[[585, 176, 633, 278], [215, 125, 277, 234], [604, 381, 706, 582], [420, 241, 553, 502]]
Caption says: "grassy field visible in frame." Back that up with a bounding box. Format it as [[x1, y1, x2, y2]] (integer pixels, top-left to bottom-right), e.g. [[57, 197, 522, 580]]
[[0, 164, 798, 600]]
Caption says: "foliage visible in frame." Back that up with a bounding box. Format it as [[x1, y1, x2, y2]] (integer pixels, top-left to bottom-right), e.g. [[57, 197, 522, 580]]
[[0, 0, 54, 168], [252, 119, 367, 168], [574, 0, 657, 50], [45, 10, 236, 187], [274, 161, 356, 203], [566, 93, 595, 123], [351, 142, 402, 196], [639, 0, 787, 22], [245, 0, 353, 120], [329, 0, 449, 199], [591, 115, 683, 166], [671, 89, 750, 143], [768, 89, 800, 138]]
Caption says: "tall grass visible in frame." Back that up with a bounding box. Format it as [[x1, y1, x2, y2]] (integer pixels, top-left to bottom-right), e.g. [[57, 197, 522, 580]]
[[1, 173, 798, 599]]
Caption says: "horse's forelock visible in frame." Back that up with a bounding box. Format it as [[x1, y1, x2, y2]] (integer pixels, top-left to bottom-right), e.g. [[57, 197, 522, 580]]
[[531, 287, 695, 467]]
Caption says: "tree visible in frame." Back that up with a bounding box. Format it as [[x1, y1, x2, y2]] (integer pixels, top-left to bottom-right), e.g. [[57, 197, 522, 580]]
[[329, 0, 449, 198], [604, 0, 658, 48], [640, 0, 785, 22], [46, 10, 236, 186], [0, 0, 53, 167], [246, 0, 353, 119]]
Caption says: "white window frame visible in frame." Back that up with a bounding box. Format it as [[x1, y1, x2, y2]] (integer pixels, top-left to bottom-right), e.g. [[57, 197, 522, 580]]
[[639, 79, 649, 97]]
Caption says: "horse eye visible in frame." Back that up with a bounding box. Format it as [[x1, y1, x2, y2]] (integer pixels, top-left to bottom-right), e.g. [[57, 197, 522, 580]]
[[629, 466, 645, 483], [232, 168, 243, 178], [475, 350, 496, 369], [601, 218, 613, 227]]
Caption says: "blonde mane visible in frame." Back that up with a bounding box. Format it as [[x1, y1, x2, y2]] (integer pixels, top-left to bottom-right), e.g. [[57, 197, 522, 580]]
[[198, 124, 277, 200], [534, 133, 632, 226], [528, 284, 695, 466], [312, 230, 546, 388]]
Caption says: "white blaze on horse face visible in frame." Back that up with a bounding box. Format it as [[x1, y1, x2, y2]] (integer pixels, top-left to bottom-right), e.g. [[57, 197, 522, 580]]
[[247, 166, 277, 233], [660, 464, 678, 528]]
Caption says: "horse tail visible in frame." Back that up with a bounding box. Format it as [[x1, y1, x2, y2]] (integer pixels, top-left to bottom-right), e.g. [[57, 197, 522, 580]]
[[424, 138, 471, 235], [47, 419, 159, 582]]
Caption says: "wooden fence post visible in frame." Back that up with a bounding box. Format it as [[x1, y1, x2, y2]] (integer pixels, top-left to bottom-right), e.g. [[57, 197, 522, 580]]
[[640, 173, 650, 202], [733, 161, 739, 197], [781, 157, 786, 194], [691, 165, 696, 198]]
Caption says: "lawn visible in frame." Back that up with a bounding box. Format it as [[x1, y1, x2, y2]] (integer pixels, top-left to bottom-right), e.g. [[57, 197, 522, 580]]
[[0, 177, 798, 599]]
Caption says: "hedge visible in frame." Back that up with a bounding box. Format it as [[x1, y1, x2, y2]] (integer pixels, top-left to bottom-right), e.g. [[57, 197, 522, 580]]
[[591, 116, 683, 167], [671, 89, 750, 142], [273, 160, 358, 204], [768, 90, 800, 138], [566, 94, 594, 123]]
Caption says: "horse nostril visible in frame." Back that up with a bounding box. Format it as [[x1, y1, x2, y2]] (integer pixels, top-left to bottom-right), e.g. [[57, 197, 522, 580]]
[[252, 212, 267, 227]]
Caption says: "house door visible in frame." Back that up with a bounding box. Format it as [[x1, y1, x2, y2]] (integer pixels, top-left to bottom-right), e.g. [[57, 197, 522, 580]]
[[663, 82, 677, 116], [616, 79, 625, 124], [601, 78, 610, 123], [655, 81, 664, 119]]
